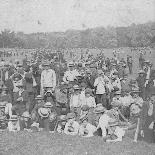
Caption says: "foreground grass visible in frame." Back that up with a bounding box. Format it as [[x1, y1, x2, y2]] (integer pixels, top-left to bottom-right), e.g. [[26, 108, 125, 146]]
[[0, 131, 155, 155]]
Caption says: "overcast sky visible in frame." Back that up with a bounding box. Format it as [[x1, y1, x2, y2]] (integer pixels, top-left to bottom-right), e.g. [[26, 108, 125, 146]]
[[0, 0, 154, 33]]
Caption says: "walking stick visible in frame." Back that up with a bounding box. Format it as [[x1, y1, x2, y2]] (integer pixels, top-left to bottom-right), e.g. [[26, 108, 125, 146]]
[[134, 117, 140, 142]]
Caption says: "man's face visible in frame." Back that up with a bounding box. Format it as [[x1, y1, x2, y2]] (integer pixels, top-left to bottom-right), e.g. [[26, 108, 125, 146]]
[[37, 100, 42, 104], [19, 87, 24, 91], [133, 93, 139, 98], [69, 66, 74, 71], [150, 96, 155, 104], [44, 66, 49, 70]]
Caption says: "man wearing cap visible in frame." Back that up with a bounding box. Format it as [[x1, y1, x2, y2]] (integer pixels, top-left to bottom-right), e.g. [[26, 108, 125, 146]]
[[63, 62, 80, 84], [40, 62, 56, 95]]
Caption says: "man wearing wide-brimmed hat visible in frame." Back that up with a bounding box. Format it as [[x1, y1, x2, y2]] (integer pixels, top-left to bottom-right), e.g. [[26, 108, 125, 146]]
[[40, 61, 56, 95]]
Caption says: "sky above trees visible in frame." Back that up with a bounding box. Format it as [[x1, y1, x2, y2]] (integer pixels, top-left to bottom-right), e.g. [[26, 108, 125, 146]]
[[0, 0, 154, 33]]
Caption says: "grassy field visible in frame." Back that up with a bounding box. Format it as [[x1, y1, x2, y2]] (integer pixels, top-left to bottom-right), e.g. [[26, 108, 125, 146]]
[[0, 131, 155, 155]]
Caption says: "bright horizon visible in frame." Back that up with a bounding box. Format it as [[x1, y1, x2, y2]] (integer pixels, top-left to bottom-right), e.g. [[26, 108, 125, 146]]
[[0, 0, 155, 34]]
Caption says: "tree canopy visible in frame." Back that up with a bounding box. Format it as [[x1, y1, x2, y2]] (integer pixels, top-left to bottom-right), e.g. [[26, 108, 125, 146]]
[[0, 22, 155, 49]]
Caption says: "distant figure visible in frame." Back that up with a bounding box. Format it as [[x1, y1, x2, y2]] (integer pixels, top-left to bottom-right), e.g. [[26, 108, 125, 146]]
[[127, 55, 133, 74]]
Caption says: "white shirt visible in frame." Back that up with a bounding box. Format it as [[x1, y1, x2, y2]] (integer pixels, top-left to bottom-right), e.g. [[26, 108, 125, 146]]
[[81, 96, 96, 108], [63, 69, 80, 83], [120, 95, 134, 107], [41, 69, 56, 89], [64, 120, 80, 135], [70, 94, 82, 108], [94, 77, 106, 94]]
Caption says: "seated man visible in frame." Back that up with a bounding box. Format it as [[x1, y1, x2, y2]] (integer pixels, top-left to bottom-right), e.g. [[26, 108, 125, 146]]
[[64, 113, 80, 135], [8, 115, 20, 132], [0, 86, 12, 118], [19, 111, 32, 131], [79, 113, 96, 137]]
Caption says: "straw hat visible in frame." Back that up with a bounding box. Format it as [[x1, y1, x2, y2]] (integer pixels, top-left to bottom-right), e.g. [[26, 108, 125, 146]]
[[131, 88, 140, 93], [138, 70, 146, 74], [9, 115, 18, 121], [35, 95, 43, 100], [73, 85, 81, 90], [44, 102, 53, 108], [38, 108, 50, 118], [22, 111, 31, 118]]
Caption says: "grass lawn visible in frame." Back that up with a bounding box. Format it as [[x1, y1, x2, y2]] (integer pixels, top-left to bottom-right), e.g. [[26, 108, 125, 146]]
[[0, 131, 155, 155]]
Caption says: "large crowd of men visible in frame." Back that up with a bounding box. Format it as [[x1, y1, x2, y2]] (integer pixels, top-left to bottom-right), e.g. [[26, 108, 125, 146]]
[[0, 49, 155, 143]]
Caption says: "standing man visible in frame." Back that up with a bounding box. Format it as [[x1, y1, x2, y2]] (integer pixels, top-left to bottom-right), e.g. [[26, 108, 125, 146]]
[[63, 62, 80, 84], [127, 55, 133, 74], [40, 62, 56, 96]]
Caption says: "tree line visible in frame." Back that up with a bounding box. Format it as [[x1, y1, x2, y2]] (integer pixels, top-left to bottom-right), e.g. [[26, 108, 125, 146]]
[[0, 22, 155, 49]]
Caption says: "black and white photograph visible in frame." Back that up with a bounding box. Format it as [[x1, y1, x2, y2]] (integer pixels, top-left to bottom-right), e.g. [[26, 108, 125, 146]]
[[0, 0, 155, 155]]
